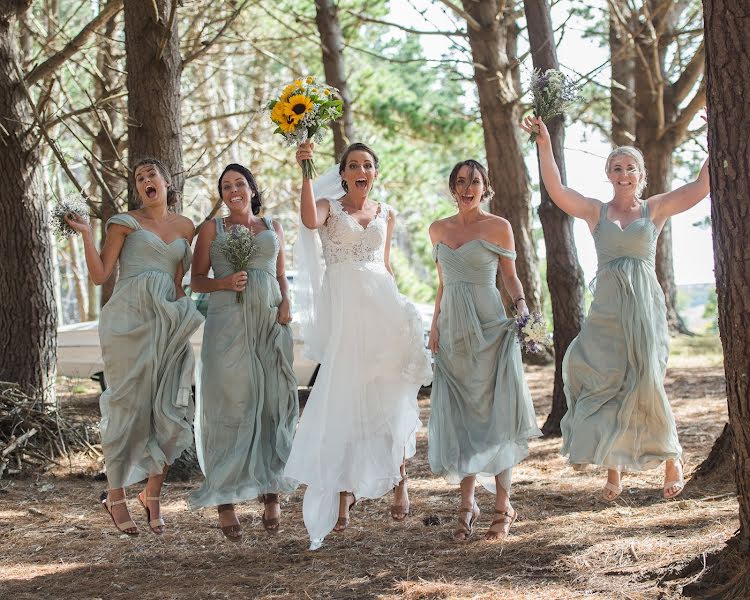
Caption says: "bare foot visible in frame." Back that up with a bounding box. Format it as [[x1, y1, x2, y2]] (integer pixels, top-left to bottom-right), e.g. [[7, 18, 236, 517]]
[[391, 476, 410, 521]]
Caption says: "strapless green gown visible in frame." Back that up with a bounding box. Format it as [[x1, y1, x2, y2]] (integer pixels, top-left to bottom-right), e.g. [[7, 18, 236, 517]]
[[429, 239, 541, 493], [99, 214, 204, 489], [189, 217, 298, 509], [561, 202, 682, 470]]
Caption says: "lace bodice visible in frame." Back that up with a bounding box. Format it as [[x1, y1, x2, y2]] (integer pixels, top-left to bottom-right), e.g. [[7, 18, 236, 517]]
[[319, 199, 391, 266]]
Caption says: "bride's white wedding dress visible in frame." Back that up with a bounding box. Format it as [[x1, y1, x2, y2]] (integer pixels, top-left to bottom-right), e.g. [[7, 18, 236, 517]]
[[285, 197, 432, 549]]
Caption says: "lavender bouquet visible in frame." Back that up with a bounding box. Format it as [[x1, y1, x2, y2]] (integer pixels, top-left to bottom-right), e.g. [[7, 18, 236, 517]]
[[515, 311, 551, 354], [216, 225, 258, 303], [527, 69, 580, 141], [50, 194, 90, 238]]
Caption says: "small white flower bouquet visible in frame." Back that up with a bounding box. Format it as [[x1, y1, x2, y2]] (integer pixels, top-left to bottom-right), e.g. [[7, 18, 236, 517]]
[[215, 225, 258, 303], [50, 194, 90, 238], [515, 311, 551, 354], [527, 68, 581, 141]]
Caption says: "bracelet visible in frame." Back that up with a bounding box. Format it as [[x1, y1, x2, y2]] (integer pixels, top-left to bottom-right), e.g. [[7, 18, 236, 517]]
[[513, 296, 526, 308]]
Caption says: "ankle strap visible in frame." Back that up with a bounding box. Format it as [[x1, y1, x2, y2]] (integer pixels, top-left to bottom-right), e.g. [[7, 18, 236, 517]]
[[106, 497, 127, 506]]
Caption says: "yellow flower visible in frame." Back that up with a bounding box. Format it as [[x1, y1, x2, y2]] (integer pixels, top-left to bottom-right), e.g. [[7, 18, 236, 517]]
[[311, 88, 318, 93], [294, 79, 303, 89], [278, 115, 298, 134], [270, 101, 288, 125], [324, 89, 331, 96], [285, 94, 314, 121], [280, 83, 297, 103], [306, 76, 314, 84]]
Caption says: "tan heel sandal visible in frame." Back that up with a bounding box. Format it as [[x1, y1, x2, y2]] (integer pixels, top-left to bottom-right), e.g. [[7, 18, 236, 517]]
[[485, 507, 517, 541], [137, 491, 165, 534], [217, 504, 242, 542], [100, 490, 138, 536], [663, 458, 685, 500], [391, 475, 410, 521], [453, 501, 480, 541], [259, 494, 281, 533], [333, 492, 356, 532]]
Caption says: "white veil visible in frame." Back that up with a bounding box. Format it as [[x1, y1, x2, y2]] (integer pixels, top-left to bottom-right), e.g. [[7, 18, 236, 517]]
[[293, 164, 345, 362]]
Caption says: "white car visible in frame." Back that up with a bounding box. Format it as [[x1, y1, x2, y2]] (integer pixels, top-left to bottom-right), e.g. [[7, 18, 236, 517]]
[[56, 304, 434, 391]]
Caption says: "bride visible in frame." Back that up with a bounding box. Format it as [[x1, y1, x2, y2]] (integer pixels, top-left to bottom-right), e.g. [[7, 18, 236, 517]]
[[285, 141, 432, 549]]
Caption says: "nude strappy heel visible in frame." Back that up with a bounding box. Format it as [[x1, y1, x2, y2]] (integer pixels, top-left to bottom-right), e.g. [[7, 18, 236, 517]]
[[137, 491, 165, 534], [100, 490, 138, 536]]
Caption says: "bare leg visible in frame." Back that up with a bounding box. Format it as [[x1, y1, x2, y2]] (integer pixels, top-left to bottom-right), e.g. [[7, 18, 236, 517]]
[[391, 460, 410, 520], [453, 475, 479, 541], [333, 491, 356, 532], [139, 464, 168, 533], [485, 470, 517, 541]]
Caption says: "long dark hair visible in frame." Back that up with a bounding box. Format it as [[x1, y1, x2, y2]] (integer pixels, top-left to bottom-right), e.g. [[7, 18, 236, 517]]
[[132, 157, 179, 208], [217, 163, 262, 215], [448, 159, 494, 202]]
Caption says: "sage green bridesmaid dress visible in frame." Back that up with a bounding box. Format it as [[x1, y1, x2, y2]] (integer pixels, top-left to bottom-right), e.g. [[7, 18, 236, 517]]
[[428, 240, 541, 493], [560, 201, 682, 470], [189, 217, 298, 509], [99, 214, 204, 489]]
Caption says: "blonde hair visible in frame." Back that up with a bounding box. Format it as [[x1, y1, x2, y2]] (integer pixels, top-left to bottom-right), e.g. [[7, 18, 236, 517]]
[[605, 146, 648, 198]]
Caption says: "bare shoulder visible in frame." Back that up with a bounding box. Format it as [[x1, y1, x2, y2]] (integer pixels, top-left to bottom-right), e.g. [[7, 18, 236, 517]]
[[429, 217, 451, 243], [383, 202, 397, 219], [483, 214, 514, 246], [272, 219, 285, 235], [174, 213, 196, 238], [316, 197, 332, 209]]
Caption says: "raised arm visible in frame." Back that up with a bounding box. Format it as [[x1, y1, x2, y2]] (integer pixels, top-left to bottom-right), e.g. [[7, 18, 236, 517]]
[[648, 158, 710, 226], [492, 218, 528, 317], [521, 116, 599, 229], [296, 142, 331, 229], [65, 214, 128, 285]]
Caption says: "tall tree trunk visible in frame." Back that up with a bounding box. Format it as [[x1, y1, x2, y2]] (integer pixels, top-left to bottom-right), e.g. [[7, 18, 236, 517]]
[[460, 0, 541, 314], [0, 1, 57, 405], [609, 0, 636, 146], [315, 0, 354, 160], [523, 0, 586, 436], [684, 1, 750, 593], [94, 11, 122, 307], [123, 0, 183, 210]]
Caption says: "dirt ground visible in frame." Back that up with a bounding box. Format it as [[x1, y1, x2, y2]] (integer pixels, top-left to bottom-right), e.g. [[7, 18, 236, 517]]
[[0, 345, 736, 600]]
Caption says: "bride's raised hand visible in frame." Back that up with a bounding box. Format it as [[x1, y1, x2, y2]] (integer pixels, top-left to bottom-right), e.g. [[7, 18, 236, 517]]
[[520, 116, 550, 145], [296, 142, 315, 168]]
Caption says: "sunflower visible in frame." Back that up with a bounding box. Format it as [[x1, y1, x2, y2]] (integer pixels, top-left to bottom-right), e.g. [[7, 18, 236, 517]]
[[270, 101, 288, 125], [278, 115, 298, 134], [280, 83, 298, 103], [285, 94, 314, 122]]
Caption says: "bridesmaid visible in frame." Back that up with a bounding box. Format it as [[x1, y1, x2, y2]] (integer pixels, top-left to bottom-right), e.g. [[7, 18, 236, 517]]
[[521, 116, 710, 501], [66, 158, 203, 535], [188, 163, 298, 541], [428, 160, 541, 541]]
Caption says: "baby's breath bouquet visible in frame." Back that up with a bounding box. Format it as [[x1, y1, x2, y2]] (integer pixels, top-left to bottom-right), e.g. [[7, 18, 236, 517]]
[[50, 194, 90, 238], [216, 225, 258, 303], [515, 311, 551, 354], [527, 69, 580, 141], [267, 76, 343, 179]]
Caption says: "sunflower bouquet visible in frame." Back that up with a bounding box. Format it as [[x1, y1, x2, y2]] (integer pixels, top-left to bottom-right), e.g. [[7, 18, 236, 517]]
[[527, 68, 580, 142], [268, 76, 343, 179], [50, 194, 90, 238]]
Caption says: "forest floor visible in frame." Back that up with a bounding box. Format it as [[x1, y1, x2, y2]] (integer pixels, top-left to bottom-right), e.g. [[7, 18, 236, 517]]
[[0, 335, 736, 600]]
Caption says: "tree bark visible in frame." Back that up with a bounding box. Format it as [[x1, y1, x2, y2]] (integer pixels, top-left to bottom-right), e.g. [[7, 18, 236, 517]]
[[123, 0, 183, 210], [0, 1, 57, 405], [609, 0, 636, 146], [523, 0, 586, 436], [315, 0, 355, 160], [705, 0, 750, 555], [460, 0, 541, 314]]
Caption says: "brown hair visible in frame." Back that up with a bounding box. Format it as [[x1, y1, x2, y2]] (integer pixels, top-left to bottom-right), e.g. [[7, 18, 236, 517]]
[[132, 158, 179, 208], [448, 159, 494, 202], [218, 163, 262, 215], [338, 142, 379, 193]]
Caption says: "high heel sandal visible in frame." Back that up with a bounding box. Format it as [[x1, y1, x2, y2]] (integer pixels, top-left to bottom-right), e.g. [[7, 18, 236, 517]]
[[453, 501, 480, 541], [663, 458, 685, 500], [601, 472, 623, 501], [100, 490, 138, 536], [217, 504, 242, 542], [259, 494, 281, 533], [485, 507, 517, 541], [333, 492, 356, 532], [137, 491, 165, 534], [390, 474, 410, 521]]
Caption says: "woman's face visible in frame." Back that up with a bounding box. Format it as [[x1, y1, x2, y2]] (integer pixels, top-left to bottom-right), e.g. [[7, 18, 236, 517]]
[[134, 164, 168, 207], [452, 165, 485, 211], [341, 150, 377, 197], [607, 155, 642, 195], [220, 170, 253, 213]]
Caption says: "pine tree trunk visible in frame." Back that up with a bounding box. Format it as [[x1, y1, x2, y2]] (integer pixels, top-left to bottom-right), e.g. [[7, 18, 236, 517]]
[[609, 0, 636, 146], [461, 1, 541, 314], [523, 0, 585, 435], [315, 0, 354, 160], [0, 2, 57, 406], [704, 0, 750, 553], [123, 0, 183, 210]]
